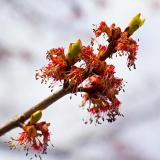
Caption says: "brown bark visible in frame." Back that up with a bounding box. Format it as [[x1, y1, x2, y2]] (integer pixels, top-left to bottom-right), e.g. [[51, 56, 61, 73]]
[[0, 87, 70, 137]]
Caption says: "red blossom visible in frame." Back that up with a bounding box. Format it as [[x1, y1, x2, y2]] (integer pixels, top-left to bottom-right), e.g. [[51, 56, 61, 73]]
[[47, 48, 65, 59], [32, 143, 43, 151], [105, 64, 115, 75], [89, 75, 102, 86], [17, 132, 26, 143], [80, 69, 123, 124], [80, 45, 95, 63], [80, 45, 104, 74], [98, 45, 108, 52], [7, 121, 51, 157], [66, 66, 85, 90], [94, 21, 111, 37], [98, 45, 108, 59], [36, 47, 68, 83], [115, 32, 138, 69]]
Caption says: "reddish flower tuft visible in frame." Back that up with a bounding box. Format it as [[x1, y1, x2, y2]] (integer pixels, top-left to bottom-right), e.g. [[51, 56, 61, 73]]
[[81, 70, 123, 124], [36, 47, 68, 85], [94, 21, 111, 37], [115, 32, 138, 69], [66, 66, 85, 91], [98, 45, 108, 52], [7, 121, 52, 158]]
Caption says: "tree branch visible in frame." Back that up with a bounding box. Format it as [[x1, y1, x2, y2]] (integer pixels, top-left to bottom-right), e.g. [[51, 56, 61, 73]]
[[0, 87, 70, 137], [0, 27, 131, 137]]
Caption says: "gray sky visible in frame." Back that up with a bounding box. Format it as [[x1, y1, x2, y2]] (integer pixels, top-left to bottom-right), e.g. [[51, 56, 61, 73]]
[[0, 0, 160, 159]]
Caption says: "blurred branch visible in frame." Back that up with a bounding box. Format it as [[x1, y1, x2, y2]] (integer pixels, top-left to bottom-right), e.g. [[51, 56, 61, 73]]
[[4, 0, 45, 26], [0, 44, 11, 62], [0, 87, 70, 137], [3, 0, 69, 28]]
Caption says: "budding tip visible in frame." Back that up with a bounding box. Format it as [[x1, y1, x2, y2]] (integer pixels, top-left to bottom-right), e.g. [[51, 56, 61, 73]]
[[128, 13, 145, 35]]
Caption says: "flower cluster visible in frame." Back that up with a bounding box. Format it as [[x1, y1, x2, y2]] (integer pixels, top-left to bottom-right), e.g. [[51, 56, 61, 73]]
[[93, 21, 138, 68], [36, 48, 67, 84], [7, 111, 52, 159], [36, 13, 144, 124]]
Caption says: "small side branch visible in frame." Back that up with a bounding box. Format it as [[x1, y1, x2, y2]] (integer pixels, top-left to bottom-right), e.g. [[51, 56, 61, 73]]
[[0, 87, 70, 137]]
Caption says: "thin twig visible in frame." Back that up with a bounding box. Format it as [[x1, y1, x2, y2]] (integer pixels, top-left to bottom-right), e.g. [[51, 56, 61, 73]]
[[0, 87, 70, 137]]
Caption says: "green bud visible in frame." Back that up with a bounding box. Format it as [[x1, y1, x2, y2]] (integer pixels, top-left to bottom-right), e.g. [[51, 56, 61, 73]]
[[66, 39, 82, 65], [29, 110, 42, 124], [128, 13, 145, 35]]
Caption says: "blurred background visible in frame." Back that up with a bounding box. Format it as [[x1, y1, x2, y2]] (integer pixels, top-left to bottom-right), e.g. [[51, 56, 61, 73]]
[[0, 0, 160, 159]]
